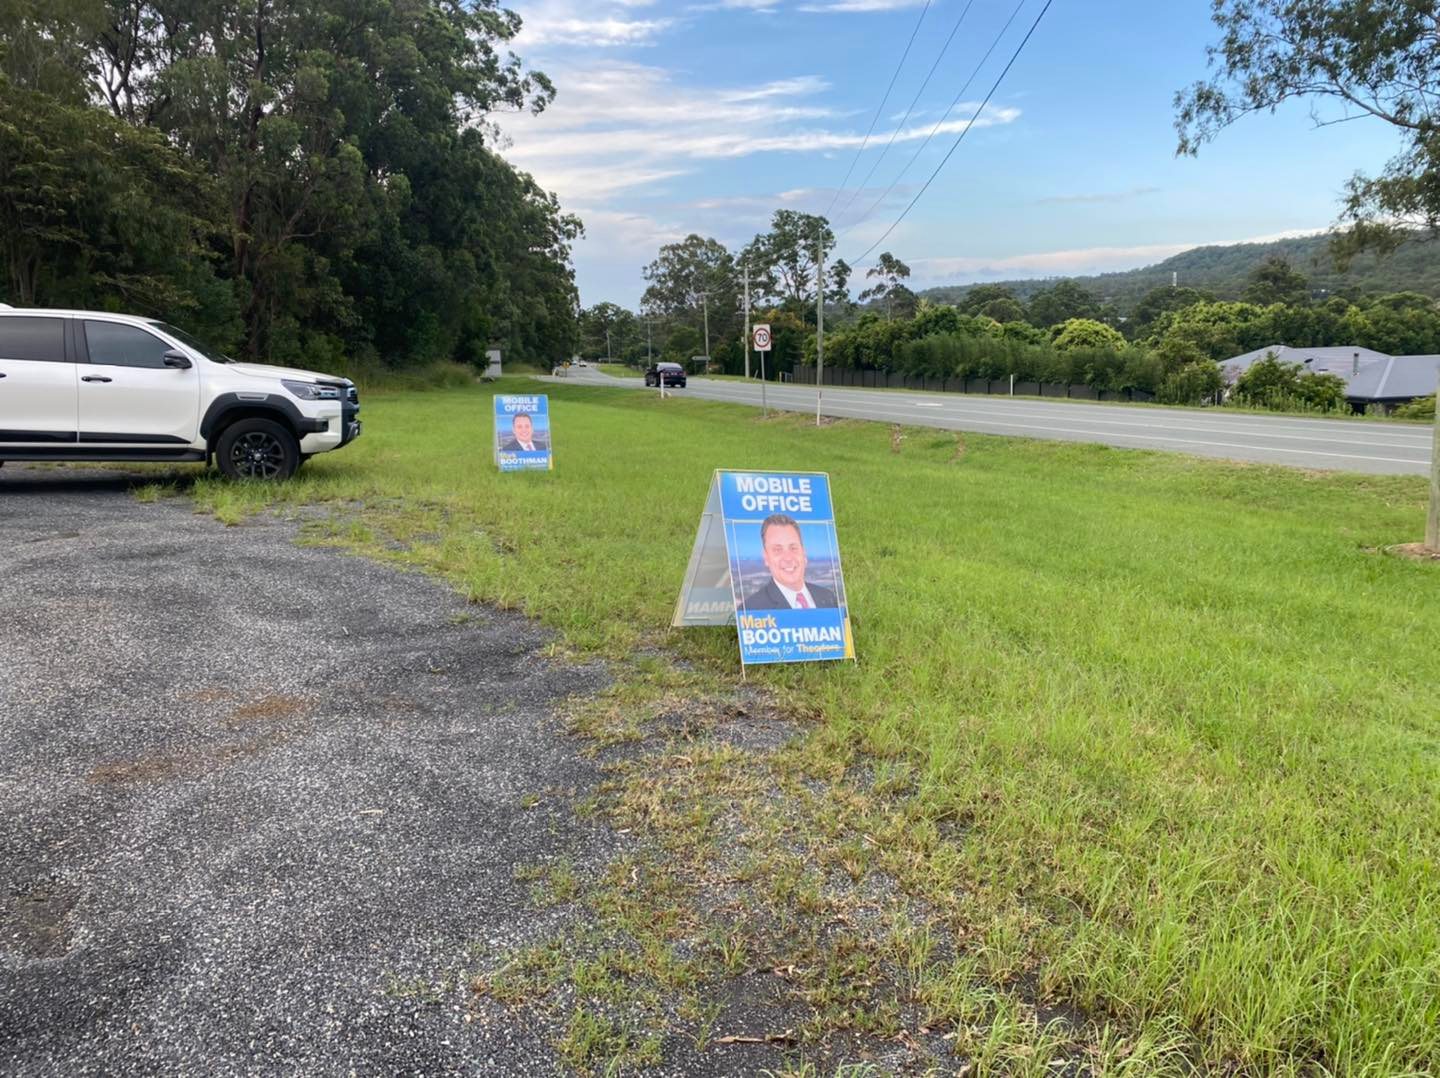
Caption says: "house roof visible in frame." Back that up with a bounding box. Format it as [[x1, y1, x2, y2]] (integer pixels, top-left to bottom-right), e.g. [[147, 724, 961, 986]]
[[1217, 344, 1440, 400], [1219, 345, 1392, 383], [1347, 354, 1440, 401]]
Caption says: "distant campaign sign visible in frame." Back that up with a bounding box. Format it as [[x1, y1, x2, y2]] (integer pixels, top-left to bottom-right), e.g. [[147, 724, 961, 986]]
[[493, 394, 553, 472], [673, 470, 853, 667]]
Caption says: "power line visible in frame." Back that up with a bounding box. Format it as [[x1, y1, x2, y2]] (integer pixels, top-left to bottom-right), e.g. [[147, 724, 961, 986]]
[[822, 0, 932, 220], [832, 0, 979, 227], [840, 0, 1030, 243], [847, 0, 1055, 268]]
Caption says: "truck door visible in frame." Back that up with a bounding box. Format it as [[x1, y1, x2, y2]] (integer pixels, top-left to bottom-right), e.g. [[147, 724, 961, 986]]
[[0, 315, 77, 447], [77, 319, 199, 445]]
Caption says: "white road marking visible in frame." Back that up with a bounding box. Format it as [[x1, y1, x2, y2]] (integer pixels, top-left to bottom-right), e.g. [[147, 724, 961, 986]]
[[683, 385, 1429, 466], [699, 383, 1431, 450]]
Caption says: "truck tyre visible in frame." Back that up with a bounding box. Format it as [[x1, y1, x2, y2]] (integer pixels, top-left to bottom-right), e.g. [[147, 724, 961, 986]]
[[216, 417, 300, 481]]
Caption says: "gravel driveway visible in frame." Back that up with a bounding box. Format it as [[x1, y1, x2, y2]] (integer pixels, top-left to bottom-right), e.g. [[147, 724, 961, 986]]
[[0, 465, 618, 1075]]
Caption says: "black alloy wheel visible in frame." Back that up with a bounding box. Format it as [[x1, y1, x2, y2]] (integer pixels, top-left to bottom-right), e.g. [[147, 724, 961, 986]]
[[216, 417, 300, 481]]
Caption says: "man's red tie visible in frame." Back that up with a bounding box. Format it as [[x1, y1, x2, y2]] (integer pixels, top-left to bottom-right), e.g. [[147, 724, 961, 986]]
[[796, 594, 810, 608]]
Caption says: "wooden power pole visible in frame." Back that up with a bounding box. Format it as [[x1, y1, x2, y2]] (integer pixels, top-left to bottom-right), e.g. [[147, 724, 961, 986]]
[[1429, 403, 1439, 550], [815, 232, 824, 427]]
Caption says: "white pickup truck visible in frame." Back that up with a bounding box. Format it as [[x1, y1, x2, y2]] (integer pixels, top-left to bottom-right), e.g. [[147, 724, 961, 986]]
[[0, 308, 359, 480]]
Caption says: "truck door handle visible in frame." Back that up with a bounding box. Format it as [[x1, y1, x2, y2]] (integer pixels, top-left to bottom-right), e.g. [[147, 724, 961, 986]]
[[81, 375, 113, 383]]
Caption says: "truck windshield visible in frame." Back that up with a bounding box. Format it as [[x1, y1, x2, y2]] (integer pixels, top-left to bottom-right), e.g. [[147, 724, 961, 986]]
[[149, 321, 234, 364]]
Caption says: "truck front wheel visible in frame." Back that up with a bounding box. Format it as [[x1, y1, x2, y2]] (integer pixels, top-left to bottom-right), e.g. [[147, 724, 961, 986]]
[[216, 418, 300, 481]]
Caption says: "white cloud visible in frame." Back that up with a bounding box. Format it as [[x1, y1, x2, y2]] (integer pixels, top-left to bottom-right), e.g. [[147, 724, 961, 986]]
[[572, 207, 687, 255], [518, 165, 694, 202], [689, 0, 779, 10], [513, 1, 671, 48], [721, 76, 830, 102], [798, 0, 927, 11], [518, 17, 670, 47], [500, 60, 1020, 198]]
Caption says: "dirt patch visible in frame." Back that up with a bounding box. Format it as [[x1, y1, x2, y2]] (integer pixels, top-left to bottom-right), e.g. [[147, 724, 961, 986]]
[[226, 694, 314, 724], [2, 883, 80, 959], [87, 733, 292, 786], [1388, 542, 1440, 563], [467, 673, 1076, 1075]]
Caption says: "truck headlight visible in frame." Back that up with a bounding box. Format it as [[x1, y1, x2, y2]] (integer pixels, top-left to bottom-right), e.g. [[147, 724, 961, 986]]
[[282, 379, 341, 401]]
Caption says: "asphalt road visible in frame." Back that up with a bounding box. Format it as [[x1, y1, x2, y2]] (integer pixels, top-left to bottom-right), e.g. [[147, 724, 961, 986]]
[[0, 465, 618, 1075], [562, 367, 1435, 475]]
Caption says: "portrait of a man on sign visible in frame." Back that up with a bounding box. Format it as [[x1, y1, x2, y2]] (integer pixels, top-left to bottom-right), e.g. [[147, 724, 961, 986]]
[[500, 411, 549, 452], [744, 514, 840, 610]]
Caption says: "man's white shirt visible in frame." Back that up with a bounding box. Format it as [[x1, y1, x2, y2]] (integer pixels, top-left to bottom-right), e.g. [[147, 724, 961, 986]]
[[775, 581, 817, 609]]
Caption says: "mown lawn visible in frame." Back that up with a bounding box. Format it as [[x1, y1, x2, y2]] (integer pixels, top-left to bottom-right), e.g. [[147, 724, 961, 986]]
[[192, 377, 1439, 1074]]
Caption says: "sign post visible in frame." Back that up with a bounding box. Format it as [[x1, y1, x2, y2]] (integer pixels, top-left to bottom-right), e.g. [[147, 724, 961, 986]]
[[673, 470, 854, 667], [753, 323, 771, 417]]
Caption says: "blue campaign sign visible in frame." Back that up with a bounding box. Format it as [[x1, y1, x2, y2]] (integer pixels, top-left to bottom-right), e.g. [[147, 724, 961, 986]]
[[717, 471, 853, 666], [493, 395, 553, 472]]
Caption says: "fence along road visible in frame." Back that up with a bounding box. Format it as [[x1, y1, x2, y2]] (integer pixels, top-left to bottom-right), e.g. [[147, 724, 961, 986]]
[[563, 367, 1433, 476]]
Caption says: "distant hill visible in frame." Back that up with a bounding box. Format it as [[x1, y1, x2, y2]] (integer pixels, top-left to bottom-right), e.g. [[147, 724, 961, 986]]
[[918, 233, 1440, 313]]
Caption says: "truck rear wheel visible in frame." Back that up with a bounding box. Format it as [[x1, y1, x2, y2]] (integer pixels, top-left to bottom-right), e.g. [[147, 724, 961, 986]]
[[216, 418, 300, 481]]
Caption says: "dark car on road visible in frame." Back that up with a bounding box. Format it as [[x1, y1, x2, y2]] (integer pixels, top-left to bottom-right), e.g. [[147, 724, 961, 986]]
[[645, 362, 687, 388]]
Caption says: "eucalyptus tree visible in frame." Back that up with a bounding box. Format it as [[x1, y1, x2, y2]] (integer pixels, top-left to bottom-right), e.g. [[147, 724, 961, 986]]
[[1177, 0, 1440, 258]]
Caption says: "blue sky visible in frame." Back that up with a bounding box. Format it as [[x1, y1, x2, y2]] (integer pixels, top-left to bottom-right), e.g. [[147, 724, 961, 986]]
[[498, 0, 1405, 309]]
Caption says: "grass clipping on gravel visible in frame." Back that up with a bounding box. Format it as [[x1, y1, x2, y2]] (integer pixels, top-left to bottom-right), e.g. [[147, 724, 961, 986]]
[[178, 377, 1440, 1075]]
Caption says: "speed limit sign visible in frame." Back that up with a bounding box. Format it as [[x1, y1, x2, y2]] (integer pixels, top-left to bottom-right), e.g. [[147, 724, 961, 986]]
[[752, 323, 772, 352]]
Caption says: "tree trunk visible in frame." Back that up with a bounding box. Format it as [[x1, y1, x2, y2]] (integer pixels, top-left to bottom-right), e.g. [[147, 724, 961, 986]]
[[232, 1, 269, 357]]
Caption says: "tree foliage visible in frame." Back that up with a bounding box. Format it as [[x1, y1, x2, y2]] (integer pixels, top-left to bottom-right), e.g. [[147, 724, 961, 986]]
[[1242, 256, 1310, 306], [741, 210, 850, 314], [1128, 285, 1214, 339], [858, 251, 912, 319], [578, 302, 638, 361], [954, 284, 1018, 315], [1232, 353, 1347, 412], [1052, 317, 1126, 352], [816, 282, 1440, 411], [0, 76, 238, 339], [1176, 0, 1440, 256], [0, 0, 580, 369], [641, 234, 738, 355], [1025, 280, 1102, 327]]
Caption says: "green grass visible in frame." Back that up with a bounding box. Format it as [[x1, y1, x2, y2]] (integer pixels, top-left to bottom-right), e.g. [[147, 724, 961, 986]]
[[184, 377, 1440, 1074], [596, 363, 642, 378]]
